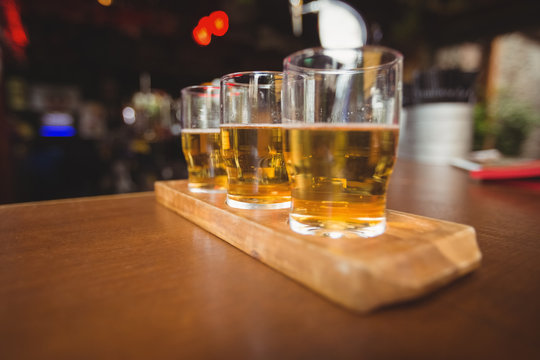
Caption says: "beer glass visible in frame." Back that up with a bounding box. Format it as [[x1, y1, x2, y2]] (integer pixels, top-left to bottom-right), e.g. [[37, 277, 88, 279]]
[[282, 46, 403, 238], [220, 71, 290, 209], [181, 85, 227, 193]]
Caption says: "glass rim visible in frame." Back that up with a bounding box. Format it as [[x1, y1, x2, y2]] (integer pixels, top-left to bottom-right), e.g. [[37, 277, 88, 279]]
[[283, 45, 403, 74], [181, 85, 220, 97], [220, 70, 283, 88]]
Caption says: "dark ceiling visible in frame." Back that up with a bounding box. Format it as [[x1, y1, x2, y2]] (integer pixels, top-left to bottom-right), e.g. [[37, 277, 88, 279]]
[[3, 0, 540, 101]]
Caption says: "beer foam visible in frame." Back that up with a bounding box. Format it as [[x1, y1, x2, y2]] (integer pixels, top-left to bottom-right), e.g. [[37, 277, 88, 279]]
[[181, 128, 221, 134], [282, 122, 399, 130], [220, 123, 284, 128]]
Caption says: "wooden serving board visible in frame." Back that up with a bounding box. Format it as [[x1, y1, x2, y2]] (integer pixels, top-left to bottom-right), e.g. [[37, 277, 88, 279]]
[[155, 180, 482, 313]]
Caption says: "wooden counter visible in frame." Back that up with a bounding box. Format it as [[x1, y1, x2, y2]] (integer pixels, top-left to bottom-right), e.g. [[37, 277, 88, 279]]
[[1, 160, 539, 359]]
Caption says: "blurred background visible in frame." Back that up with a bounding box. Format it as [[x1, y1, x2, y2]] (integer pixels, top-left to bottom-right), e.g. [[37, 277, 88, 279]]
[[1, 0, 539, 204]]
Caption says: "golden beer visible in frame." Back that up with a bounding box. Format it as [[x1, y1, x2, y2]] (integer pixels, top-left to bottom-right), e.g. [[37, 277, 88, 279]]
[[283, 124, 399, 237], [220, 124, 290, 208], [181, 128, 227, 192]]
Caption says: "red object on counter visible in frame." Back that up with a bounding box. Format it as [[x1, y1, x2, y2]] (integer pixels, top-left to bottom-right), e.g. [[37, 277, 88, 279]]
[[469, 160, 540, 180]]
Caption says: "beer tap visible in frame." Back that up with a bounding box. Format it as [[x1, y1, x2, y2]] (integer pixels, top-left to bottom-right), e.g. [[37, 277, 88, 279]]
[[289, 0, 367, 48], [289, 1, 370, 123]]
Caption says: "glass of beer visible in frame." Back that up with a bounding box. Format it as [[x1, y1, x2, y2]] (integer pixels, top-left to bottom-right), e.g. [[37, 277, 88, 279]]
[[180, 85, 227, 193], [282, 46, 403, 238], [220, 71, 290, 209]]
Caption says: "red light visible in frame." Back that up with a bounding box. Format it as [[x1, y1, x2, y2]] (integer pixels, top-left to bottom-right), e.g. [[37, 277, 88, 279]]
[[192, 10, 229, 46], [2, 0, 29, 48], [192, 17, 211, 46], [209, 11, 229, 36], [198, 16, 211, 29]]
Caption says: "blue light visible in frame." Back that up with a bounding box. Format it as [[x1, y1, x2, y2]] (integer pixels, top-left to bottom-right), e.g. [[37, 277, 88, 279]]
[[40, 125, 76, 137]]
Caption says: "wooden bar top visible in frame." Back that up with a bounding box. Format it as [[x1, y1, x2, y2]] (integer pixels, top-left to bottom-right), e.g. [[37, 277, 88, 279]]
[[1, 160, 539, 359]]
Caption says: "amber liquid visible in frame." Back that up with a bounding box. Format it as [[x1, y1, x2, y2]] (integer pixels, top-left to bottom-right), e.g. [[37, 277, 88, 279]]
[[181, 129, 227, 192], [220, 124, 290, 207], [283, 124, 399, 237]]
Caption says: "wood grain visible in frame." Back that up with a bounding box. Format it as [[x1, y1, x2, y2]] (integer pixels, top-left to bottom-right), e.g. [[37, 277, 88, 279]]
[[1, 160, 539, 360], [155, 180, 481, 312]]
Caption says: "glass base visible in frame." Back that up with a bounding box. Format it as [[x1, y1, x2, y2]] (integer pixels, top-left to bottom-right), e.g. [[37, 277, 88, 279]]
[[289, 215, 386, 238], [226, 196, 291, 210], [188, 185, 227, 194]]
